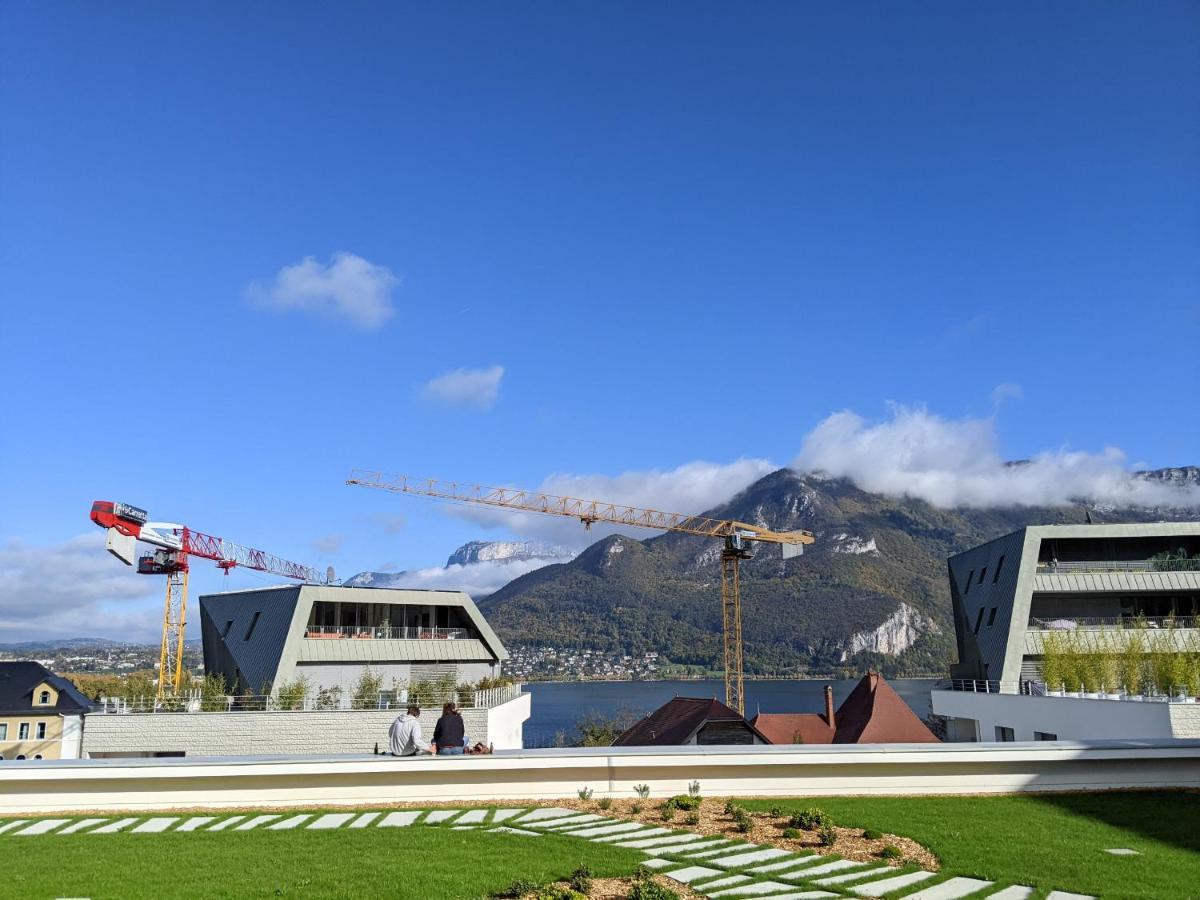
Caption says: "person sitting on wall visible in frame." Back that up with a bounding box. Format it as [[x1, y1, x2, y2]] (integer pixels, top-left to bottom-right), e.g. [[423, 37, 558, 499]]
[[389, 704, 432, 757], [433, 701, 466, 756]]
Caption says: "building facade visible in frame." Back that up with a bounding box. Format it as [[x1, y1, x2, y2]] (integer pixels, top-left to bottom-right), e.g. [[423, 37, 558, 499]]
[[199, 584, 510, 696], [0, 662, 93, 760], [933, 522, 1200, 741]]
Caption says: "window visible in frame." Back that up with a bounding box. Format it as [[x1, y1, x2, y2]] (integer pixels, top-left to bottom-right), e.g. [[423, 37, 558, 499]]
[[18, 723, 29, 740], [1034, 731, 1058, 741], [964, 570, 974, 594], [973, 609, 985, 634], [221, 620, 234, 639], [993, 555, 1006, 583], [979, 567, 988, 584], [0, 723, 7, 741], [987, 607, 998, 627], [15, 755, 25, 760], [35, 722, 46, 740], [37, 690, 50, 705], [243, 611, 262, 641], [994, 726, 1015, 742], [33, 754, 42, 760]]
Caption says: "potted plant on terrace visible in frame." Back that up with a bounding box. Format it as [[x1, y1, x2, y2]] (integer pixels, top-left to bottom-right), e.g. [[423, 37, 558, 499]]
[[1041, 632, 1065, 697], [1121, 630, 1145, 701]]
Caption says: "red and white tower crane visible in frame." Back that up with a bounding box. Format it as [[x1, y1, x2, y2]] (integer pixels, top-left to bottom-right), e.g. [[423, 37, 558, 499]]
[[90, 500, 330, 697]]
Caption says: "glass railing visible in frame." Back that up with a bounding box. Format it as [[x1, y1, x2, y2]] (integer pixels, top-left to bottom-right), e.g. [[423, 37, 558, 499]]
[[1036, 559, 1200, 574], [303, 625, 471, 640], [1027, 616, 1199, 630]]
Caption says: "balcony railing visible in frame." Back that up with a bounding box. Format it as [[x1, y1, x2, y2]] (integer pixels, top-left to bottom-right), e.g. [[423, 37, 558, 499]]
[[1036, 559, 1200, 574], [97, 682, 523, 714], [303, 625, 470, 641], [1028, 616, 1199, 631], [940, 679, 1038, 694]]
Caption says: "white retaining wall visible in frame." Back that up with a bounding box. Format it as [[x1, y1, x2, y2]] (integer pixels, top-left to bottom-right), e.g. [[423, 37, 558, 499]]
[[82, 693, 531, 757], [2, 739, 1198, 814]]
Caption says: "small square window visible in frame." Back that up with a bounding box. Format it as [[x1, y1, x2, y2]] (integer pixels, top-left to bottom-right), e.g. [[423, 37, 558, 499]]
[[973, 609, 985, 634], [964, 570, 975, 594], [35, 722, 46, 740], [243, 611, 262, 642], [994, 726, 1015, 742], [979, 567, 988, 584], [37, 690, 50, 705], [1034, 731, 1058, 741]]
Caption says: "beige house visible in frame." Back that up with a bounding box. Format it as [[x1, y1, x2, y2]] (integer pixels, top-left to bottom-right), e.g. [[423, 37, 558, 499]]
[[0, 662, 93, 761]]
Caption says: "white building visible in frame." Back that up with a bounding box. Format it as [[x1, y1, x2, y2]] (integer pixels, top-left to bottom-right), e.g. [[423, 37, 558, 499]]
[[931, 522, 1200, 741]]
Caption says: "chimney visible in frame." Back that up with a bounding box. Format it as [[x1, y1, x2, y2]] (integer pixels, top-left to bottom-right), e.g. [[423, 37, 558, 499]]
[[824, 685, 835, 729]]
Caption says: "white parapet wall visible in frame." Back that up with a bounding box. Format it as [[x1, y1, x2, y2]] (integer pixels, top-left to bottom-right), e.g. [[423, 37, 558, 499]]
[[931, 689, 1200, 742], [81, 692, 531, 758], [2, 739, 1199, 814]]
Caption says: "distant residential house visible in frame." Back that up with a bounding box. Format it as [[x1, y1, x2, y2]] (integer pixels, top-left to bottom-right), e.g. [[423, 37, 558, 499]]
[[752, 672, 940, 745], [0, 661, 95, 761], [612, 697, 768, 746]]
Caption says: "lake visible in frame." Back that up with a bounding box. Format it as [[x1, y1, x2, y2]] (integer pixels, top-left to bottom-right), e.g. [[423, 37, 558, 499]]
[[521, 678, 939, 747]]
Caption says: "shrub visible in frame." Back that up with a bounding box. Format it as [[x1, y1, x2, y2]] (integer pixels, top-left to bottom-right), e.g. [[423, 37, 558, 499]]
[[723, 799, 740, 816], [537, 888, 584, 900], [568, 865, 592, 894], [862, 828, 883, 840], [880, 845, 903, 860], [687, 780, 701, 798], [685, 811, 700, 826], [351, 666, 386, 709], [633, 783, 651, 799], [494, 879, 541, 898], [659, 803, 675, 821], [274, 674, 309, 710], [597, 797, 613, 810], [788, 808, 831, 830], [768, 805, 785, 817], [577, 787, 593, 801], [817, 824, 837, 847], [630, 803, 643, 815], [782, 827, 802, 839], [629, 871, 679, 900], [666, 794, 701, 811]]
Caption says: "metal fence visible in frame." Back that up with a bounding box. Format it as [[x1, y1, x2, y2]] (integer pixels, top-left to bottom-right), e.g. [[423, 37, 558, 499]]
[[303, 625, 471, 641], [96, 682, 522, 714], [940, 679, 1038, 694], [1037, 559, 1200, 574]]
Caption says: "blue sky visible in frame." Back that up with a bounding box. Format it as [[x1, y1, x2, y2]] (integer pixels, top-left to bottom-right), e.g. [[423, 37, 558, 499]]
[[1, 3, 1197, 640]]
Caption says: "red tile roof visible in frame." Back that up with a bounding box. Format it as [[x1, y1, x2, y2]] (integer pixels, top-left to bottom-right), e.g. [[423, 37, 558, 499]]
[[751, 672, 939, 745]]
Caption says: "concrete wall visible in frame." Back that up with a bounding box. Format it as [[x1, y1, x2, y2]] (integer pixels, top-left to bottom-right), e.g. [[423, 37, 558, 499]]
[[931, 689, 1200, 741], [81, 693, 531, 757], [4, 739, 1199, 814]]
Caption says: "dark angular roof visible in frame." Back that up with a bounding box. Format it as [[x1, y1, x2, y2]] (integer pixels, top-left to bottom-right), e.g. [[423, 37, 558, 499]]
[[752, 672, 939, 745], [613, 697, 767, 746], [0, 661, 95, 716]]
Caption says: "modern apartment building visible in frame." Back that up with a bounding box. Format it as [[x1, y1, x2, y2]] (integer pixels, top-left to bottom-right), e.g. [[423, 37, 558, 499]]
[[932, 522, 1200, 741], [199, 583, 510, 696]]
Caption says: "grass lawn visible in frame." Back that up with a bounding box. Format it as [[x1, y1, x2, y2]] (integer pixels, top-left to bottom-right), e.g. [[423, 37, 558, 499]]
[[6, 818, 647, 900], [741, 792, 1200, 900]]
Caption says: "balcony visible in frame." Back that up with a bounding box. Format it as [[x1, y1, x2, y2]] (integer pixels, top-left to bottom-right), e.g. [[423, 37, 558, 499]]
[[1036, 559, 1200, 575], [303, 624, 471, 641], [1028, 616, 1199, 631]]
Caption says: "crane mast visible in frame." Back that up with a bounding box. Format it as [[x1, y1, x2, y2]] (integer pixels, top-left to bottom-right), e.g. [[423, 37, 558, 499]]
[[346, 469, 814, 713], [90, 501, 326, 698]]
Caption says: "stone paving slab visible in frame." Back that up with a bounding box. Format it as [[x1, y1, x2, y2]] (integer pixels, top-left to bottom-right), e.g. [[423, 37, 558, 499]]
[[611, 831, 699, 849], [0, 820, 29, 834], [747, 855, 819, 874], [904, 877, 995, 899], [309, 812, 355, 830], [539, 814, 609, 829], [641, 858, 679, 869], [1045, 892, 1095, 900], [564, 822, 647, 839], [14, 819, 68, 835], [742, 893, 836, 900], [711, 848, 792, 868], [349, 812, 380, 828], [692, 874, 751, 892], [785, 859, 870, 879], [491, 809, 525, 823], [456, 809, 489, 824], [424, 810, 461, 824], [985, 888, 1033, 900], [58, 818, 108, 835], [684, 842, 751, 858], [811, 865, 892, 885], [176, 817, 216, 832], [131, 817, 178, 834], [664, 866, 722, 884], [236, 814, 281, 831], [378, 811, 422, 828], [707, 880, 800, 897], [1103, 848, 1138, 856], [207, 816, 246, 832], [92, 817, 139, 834], [846, 870, 936, 896], [452, 825, 479, 830], [269, 815, 312, 830], [513, 807, 574, 823]]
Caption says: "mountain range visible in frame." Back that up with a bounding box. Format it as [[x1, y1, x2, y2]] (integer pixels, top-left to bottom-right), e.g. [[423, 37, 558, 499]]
[[344, 540, 576, 589], [476, 466, 1200, 677]]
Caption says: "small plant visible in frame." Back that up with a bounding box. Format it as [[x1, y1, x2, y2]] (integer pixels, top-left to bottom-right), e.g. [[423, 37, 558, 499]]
[[494, 879, 542, 898], [597, 796, 613, 810], [687, 780, 701, 798], [880, 844, 903, 860], [537, 888, 584, 900], [734, 816, 753, 833], [659, 802, 676, 821], [666, 794, 701, 811], [568, 865, 592, 894], [782, 827, 802, 839], [685, 810, 701, 826], [817, 823, 837, 847], [577, 787, 593, 801], [631, 802, 643, 815], [723, 799, 740, 816], [862, 828, 883, 840], [788, 808, 831, 830], [768, 805, 786, 817], [634, 783, 651, 799], [629, 868, 679, 900]]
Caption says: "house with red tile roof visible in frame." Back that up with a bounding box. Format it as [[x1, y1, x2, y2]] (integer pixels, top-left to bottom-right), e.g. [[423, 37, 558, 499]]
[[612, 697, 769, 746], [752, 672, 940, 745]]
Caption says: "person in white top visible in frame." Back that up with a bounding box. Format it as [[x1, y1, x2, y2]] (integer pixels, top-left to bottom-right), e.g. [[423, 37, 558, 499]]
[[389, 704, 432, 756]]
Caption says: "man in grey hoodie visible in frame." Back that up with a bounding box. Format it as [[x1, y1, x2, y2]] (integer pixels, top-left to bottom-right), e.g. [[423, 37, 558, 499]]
[[389, 704, 432, 756]]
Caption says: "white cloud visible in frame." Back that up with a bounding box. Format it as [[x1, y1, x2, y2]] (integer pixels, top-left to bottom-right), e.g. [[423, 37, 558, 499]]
[[0, 533, 163, 643], [450, 458, 777, 548], [422, 366, 504, 411], [991, 382, 1023, 407], [793, 405, 1200, 509], [247, 252, 399, 329], [384, 557, 561, 598]]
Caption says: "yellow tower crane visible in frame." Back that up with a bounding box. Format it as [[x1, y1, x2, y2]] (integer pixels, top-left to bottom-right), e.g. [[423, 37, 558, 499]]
[[346, 470, 815, 714]]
